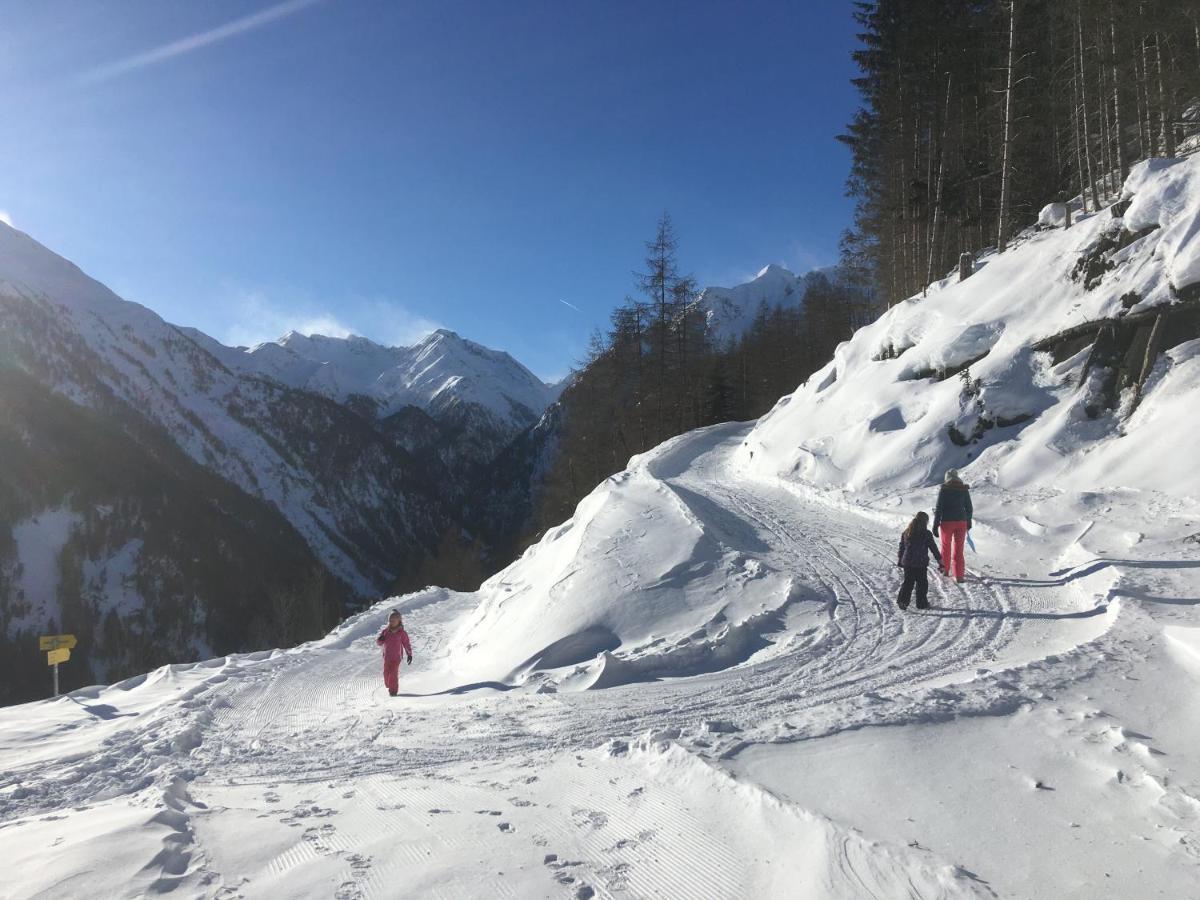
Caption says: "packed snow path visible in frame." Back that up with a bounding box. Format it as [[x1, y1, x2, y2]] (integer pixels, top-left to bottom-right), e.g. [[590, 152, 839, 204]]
[[6, 421, 1194, 899], [193, 426, 1106, 788]]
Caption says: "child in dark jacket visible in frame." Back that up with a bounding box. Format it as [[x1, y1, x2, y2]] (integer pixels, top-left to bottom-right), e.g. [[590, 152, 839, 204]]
[[897, 511, 943, 611]]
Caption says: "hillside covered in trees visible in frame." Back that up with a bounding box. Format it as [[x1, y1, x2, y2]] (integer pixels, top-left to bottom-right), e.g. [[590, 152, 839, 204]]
[[468, 216, 876, 561], [840, 0, 1200, 305]]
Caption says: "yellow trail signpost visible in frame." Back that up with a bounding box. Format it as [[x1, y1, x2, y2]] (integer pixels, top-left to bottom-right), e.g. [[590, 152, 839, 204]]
[[39, 634, 76, 697]]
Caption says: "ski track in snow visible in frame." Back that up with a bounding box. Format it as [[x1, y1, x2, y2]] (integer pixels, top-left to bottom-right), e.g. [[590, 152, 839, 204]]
[[197, 427, 1094, 789], [4, 422, 1174, 899]]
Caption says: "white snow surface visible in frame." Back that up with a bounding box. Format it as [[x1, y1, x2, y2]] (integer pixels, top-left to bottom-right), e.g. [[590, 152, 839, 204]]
[[4, 159, 1200, 897]]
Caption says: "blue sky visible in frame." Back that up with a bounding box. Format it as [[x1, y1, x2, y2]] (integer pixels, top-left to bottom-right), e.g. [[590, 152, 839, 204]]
[[0, 1, 860, 380]]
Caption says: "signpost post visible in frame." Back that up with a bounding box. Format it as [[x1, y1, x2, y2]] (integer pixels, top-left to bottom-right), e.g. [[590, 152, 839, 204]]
[[39, 634, 77, 697]]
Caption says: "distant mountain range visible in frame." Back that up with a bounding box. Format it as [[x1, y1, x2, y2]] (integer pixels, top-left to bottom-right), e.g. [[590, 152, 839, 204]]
[[185, 327, 561, 433], [0, 221, 564, 699], [0, 217, 831, 702]]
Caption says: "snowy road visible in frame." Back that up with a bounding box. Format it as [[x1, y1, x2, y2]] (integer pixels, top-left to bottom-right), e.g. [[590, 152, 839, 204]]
[[2, 423, 1198, 898]]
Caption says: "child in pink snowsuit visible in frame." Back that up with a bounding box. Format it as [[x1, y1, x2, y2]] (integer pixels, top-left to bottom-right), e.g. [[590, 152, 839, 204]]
[[376, 610, 413, 697]]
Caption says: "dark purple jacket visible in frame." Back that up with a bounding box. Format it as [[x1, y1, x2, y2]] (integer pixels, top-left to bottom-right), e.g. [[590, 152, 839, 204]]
[[899, 528, 943, 569]]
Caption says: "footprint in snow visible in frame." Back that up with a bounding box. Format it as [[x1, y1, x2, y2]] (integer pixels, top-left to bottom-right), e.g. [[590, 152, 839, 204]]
[[498, 822, 515, 833], [572, 809, 609, 829], [606, 837, 639, 852], [344, 853, 371, 878]]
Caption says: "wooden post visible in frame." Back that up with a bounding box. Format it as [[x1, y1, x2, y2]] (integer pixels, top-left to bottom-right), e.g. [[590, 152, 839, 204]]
[[40, 635, 76, 698], [958, 252, 974, 282]]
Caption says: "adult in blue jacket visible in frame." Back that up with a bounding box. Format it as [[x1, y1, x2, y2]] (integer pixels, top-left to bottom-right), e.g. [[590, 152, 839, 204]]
[[933, 469, 972, 583]]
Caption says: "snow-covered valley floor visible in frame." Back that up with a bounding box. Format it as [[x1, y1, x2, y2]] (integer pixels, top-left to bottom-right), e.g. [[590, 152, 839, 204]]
[[3, 421, 1198, 899]]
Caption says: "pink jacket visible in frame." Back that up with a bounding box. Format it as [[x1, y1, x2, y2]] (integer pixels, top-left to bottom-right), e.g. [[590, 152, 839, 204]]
[[376, 626, 412, 663]]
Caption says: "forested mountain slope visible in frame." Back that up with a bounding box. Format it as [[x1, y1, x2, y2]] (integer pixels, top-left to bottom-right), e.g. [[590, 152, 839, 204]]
[[0, 222, 559, 702], [840, 0, 1199, 306]]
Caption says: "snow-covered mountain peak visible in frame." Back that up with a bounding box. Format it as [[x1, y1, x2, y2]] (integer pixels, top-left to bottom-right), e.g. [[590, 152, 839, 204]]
[[0, 220, 124, 316], [230, 324, 556, 428], [697, 263, 806, 346], [753, 262, 796, 282], [419, 327, 462, 343]]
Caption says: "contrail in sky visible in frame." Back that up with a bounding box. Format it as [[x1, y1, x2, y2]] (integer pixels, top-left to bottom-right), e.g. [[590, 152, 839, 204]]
[[81, 0, 324, 84], [558, 299, 582, 313]]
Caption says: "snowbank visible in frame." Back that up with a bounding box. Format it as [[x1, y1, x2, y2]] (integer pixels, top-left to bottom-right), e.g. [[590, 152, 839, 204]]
[[738, 156, 1200, 501], [444, 425, 806, 690]]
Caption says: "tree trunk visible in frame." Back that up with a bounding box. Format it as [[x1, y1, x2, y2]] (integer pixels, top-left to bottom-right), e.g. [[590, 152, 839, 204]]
[[1140, 13, 1157, 155], [1109, 3, 1127, 185], [1071, 18, 1089, 214], [1133, 42, 1148, 158], [997, 1, 1017, 252], [1077, 8, 1101, 211], [1097, 37, 1113, 198], [1153, 31, 1176, 157], [926, 71, 953, 288]]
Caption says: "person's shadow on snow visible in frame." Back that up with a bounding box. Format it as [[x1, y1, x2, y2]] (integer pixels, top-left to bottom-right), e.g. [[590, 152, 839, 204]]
[[990, 557, 1200, 587], [68, 696, 138, 719], [924, 605, 1111, 620]]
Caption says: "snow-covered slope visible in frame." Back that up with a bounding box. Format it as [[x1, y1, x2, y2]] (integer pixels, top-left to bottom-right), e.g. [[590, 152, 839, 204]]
[[738, 156, 1200, 499], [5, 158, 1200, 897]]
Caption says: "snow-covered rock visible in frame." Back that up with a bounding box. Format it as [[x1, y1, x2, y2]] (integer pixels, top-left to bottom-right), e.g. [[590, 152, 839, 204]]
[[1037, 201, 1069, 228]]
